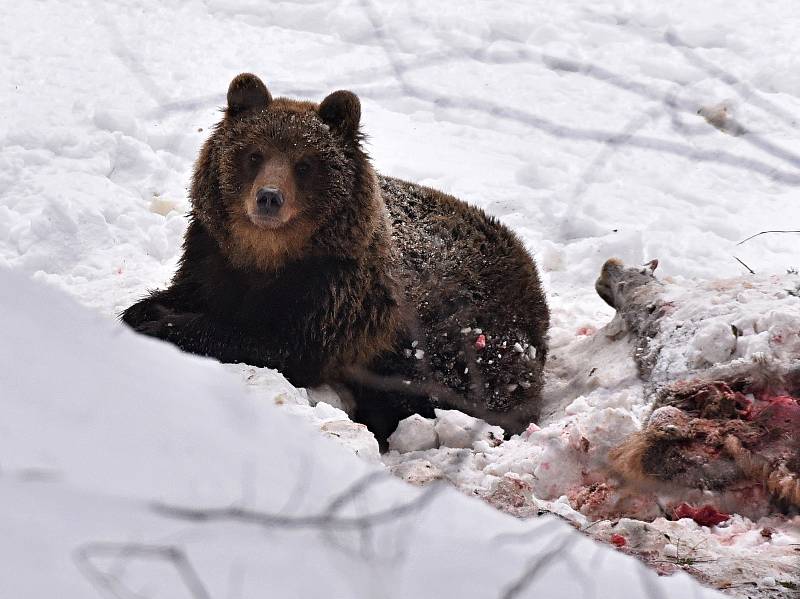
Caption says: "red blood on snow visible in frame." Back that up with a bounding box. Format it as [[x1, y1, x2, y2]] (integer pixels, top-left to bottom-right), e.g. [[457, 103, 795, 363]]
[[673, 503, 731, 527], [610, 534, 627, 547]]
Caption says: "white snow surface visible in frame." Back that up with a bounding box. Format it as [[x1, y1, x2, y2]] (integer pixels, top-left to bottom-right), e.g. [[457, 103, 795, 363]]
[[3, 0, 800, 596]]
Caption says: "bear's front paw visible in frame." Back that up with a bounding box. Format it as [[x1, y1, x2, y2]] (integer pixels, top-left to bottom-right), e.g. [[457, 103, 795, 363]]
[[133, 307, 199, 339]]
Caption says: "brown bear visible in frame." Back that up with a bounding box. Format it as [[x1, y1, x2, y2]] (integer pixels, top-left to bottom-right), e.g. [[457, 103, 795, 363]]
[[122, 73, 549, 443]]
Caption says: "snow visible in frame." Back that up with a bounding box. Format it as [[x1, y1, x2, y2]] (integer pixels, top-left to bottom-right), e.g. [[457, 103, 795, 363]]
[[434, 409, 506, 450], [659, 275, 800, 374], [3, 0, 800, 596], [388, 414, 438, 453]]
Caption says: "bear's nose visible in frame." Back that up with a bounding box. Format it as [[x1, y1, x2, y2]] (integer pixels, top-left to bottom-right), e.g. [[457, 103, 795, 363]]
[[255, 187, 285, 215]]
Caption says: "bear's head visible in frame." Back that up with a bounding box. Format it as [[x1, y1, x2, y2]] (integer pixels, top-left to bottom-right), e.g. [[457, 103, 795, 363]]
[[191, 73, 383, 271]]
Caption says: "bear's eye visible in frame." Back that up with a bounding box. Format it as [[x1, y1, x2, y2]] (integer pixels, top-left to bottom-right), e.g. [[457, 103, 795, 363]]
[[248, 151, 263, 166], [294, 159, 312, 177]]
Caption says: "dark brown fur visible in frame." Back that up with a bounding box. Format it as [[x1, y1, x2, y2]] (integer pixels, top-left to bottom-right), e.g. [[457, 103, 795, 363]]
[[122, 73, 549, 442]]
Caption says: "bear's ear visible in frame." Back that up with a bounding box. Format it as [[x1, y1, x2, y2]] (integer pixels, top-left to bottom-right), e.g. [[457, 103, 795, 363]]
[[226, 73, 271, 119], [318, 90, 361, 138]]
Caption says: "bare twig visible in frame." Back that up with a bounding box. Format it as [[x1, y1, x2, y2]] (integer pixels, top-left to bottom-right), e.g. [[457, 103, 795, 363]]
[[492, 518, 570, 547], [499, 535, 578, 599], [74, 542, 212, 599], [733, 256, 755, 274], [737, 230, 800, 246], [152, 483, 443, 533]]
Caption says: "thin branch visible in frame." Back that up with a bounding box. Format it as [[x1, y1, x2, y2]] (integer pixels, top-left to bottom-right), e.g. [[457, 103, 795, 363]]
[[499, 535, 578, 599], [152, 484, 443, 533], [733, 256, 755, 274], [737, 230, 800, 246], [74, 542, 212, 599]]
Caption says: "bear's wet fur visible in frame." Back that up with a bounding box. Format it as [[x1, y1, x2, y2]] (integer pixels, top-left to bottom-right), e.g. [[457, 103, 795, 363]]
[[122, 73, 549, 443]]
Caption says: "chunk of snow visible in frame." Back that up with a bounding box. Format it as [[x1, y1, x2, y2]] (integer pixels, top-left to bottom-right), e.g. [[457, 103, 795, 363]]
[[689, 321, 737, 366], [388, 414, 439, 453], [320, 420, 380, 462], [434, 409, 504, 449]]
